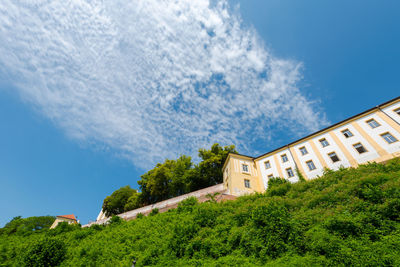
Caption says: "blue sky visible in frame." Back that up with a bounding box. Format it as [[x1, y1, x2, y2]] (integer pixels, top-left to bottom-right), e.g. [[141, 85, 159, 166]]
[[0, 0, 399, 226]]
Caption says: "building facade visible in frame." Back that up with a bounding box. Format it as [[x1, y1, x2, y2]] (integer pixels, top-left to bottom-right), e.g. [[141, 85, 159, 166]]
[[50, 214, 78, 229], [223, 96, 400, 196]]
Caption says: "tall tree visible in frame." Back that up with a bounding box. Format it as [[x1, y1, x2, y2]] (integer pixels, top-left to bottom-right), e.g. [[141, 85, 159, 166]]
[[188, 144, 237, 191], [102, 186, 137, 217], [139, 155, 193, 204]]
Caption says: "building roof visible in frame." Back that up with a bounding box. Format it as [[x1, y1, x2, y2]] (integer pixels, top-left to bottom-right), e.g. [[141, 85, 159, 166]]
[[57, 214, 77, 221], [254, 95, 400, 160]]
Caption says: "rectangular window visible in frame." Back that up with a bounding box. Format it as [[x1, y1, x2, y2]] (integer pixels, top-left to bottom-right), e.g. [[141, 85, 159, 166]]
[[366, 119, 380, 129], [242, 164, 249, 172], [342, 129, 354, 138], [244, 179, 251, 188], [319, 138, 329, 147], [394, 108, 400, 116], [306, 160, 316, 171], [281, 154, 288, 163], [381, 132, 398, 144], [328, 152, 340, 163], [264, 161, 271, 169], [286, 167, 294, 177], [267, 174, 274, 179], [353, 143, 367, 154], [299, 146, 308, 155]]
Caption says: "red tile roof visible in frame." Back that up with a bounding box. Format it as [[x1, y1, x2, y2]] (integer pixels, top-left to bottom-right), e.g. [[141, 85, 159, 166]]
[[57, 214, 77, 221]]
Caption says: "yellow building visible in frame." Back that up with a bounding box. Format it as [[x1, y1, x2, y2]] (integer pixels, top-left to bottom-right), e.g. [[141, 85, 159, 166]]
[[223, 96, 400, 196]]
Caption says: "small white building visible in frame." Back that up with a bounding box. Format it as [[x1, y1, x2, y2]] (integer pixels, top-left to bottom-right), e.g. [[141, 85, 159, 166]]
[[50, 214, 78, 229]]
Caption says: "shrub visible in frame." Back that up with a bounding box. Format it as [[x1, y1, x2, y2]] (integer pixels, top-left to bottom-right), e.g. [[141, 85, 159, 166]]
[[1, 159, 400, 266], [22, 238, 66, 266], [109, 215, 123, 225], [177, 197, 198, 213], [149, 208, 159, 216]]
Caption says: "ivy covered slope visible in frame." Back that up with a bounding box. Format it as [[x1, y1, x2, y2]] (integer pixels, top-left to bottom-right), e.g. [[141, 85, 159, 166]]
[[2, 159, 400, 266]]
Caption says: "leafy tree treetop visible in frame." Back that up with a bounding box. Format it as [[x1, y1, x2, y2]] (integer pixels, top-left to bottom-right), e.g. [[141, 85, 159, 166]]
[[102, 186, 139, 217], [0, 216, 55, 236]]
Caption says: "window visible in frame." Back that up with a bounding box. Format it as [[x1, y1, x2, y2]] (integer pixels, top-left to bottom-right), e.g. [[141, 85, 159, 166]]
[[306, 160, 316, 171], [319, 138, 329, 147], [281, 154, 288, 163], [286, 167, 294, 177], [353, 143, 367, 154], [342, 129, 354, 138], [264, 161, 271, 169], [244, 179, 251, 188], [267, 174, 274, 179], [381, 132, 398, 144], [328, 152, 340, 163], [242, 164, 249, 172], [366, 119, 380, 129], [299, 146, 308, 155], [394, 108, 400, 116]]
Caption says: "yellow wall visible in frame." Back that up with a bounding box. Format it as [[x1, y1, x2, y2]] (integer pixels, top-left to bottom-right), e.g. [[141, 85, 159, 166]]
[[224, 154, 264, 195]]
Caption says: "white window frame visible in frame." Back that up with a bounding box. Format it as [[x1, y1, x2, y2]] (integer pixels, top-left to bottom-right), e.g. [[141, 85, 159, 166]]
[[353, 143, 367, 154], [299, 146, 308, 156], [244, 179, 251, 188], [264, 161, 271, 169], [381, 132, 398, 144], [242, 164, 249, 173], [319, 138, 329, 147], [328, 152, 340, 163], [366, 119, 380, 129], [281, 154, 288, 163], [306, 160, 316, 171], [342, 129, 354, 138], [286, 167, 294, 177], [267, 174, 274, 179]]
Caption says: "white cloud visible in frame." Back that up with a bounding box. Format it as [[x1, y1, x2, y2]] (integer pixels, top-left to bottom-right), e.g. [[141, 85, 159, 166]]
[[0, 0, 327, 167]]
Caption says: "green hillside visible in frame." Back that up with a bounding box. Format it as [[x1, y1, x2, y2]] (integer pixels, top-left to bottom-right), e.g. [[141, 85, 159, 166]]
[[2, 159, 400, 266]]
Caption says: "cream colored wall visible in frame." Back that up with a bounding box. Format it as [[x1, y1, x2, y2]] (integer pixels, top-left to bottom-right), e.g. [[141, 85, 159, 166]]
[[50, 218, 76, 229], [382, 101, 400, 125], [311, 132, 353, 170], [257, 154, 282, 190], [355, 112, 400, 159], [292, 141, 324, 179]]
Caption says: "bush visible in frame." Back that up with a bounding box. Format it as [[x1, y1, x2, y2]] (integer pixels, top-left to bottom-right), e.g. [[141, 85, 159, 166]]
[[109, 215, 123, 225], [149, 208, 159, 216], [177, 197, 198, 213], [1, 159, 400, 266], [22, 238, 66, 266]]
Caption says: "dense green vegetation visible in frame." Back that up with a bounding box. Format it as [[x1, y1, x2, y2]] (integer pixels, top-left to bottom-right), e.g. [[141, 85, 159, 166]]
[[2, 159, 400, 266], [0, 216, 55, 236], [103, 143, 237, 216]]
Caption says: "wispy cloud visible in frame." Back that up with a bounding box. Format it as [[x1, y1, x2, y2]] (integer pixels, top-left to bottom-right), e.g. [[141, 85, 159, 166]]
[[0, 0, 327, 167]]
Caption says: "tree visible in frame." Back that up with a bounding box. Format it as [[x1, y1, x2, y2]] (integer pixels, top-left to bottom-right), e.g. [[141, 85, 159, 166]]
[[0, 216, 55, 236], [124, 191, 143, 212], [139, 155, 193, 204], [102, 144, 237, 211], [188, 143, 237, 191], [102, 186, 137, 217]]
